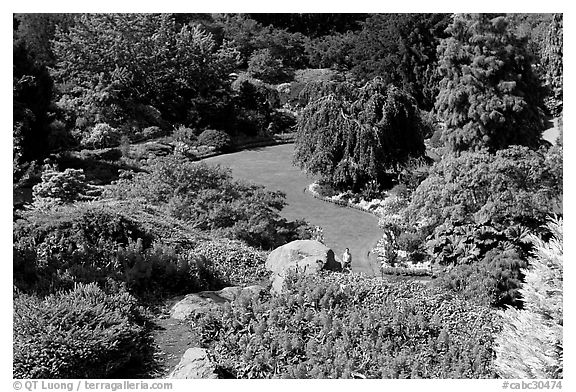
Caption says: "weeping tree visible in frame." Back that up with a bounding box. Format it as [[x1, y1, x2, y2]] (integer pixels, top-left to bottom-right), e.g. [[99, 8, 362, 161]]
[[294, 78, 425, 193], [435, 14, 545, 153]]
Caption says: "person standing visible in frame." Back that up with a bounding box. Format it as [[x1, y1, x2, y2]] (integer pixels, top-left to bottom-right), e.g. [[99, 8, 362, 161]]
[[342, 248, 352, 271]]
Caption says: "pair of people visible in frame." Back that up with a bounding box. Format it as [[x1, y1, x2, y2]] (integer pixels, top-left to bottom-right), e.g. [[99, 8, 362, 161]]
[[342, 248, 352, 271]]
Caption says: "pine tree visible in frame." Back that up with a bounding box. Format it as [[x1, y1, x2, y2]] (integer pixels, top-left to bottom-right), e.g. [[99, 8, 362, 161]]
[[435, 14, 545, 152], [494, 218, 563, 378]]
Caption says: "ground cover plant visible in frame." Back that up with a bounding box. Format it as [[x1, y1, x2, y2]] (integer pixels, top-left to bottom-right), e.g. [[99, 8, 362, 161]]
[[194, 273, 498, 378]]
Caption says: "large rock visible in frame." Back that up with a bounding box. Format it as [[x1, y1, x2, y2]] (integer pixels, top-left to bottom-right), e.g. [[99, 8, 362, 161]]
[[168, 347, 217, 379], [266, 240, 341, 294], [170, 285, 263, 320]]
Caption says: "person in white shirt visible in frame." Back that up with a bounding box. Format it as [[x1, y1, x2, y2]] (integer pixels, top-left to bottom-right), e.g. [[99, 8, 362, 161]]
[[342, 248, 352, 271]]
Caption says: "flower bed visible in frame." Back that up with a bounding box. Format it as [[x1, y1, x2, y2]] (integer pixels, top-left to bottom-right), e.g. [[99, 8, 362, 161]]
[[306, 182, 386, 218]]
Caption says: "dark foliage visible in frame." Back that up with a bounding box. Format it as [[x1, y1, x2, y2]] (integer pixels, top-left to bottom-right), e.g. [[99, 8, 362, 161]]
[[348, 14, 450, 110], [248, 13, 368, 38]]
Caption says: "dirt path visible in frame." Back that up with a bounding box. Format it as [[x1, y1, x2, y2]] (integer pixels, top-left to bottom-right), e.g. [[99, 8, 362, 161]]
[[205, 144, 382, 276]]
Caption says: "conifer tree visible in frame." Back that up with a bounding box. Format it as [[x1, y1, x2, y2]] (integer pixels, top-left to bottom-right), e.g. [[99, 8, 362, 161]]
[[541, 13, 563, 116], [494, 218, 563, 378], [435, 14, 545, 152]]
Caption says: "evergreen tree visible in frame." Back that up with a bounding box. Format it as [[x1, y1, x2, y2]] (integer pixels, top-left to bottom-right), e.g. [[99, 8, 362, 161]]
[[294, 79, 425, 193], [541, 14, 563, 116], [494, 218, 563, 378], [435, 14, 545, 152], [349, 14, 450, 110]]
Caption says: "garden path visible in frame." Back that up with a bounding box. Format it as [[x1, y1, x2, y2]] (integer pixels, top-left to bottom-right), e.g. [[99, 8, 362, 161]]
[[205, 144, 382, 276]]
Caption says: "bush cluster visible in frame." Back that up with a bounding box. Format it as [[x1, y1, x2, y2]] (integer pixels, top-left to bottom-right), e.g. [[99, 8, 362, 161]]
[[197, 129, 233, 153], [193, 239, 269, 288], [80, 123, 121, 149], [195, 273, 497, 378], [14, 283, 146, 379]]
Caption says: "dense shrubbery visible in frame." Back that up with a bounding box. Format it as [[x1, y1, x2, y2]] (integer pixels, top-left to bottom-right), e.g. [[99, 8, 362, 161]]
[[14, 283, 146, 378], [14, 203, 152, 294], [194, 239, 269, 288], [105, 156, 311, 249], [406, 146, 562, 232], [13, 199, 273, 297], [195, 273, 497, 378], [247, 48, 292, 84], [400, 145, 562, 306], [80, 123, 121, 149], [197, 129, 233, 152], [52, 14, 239, 131], [231, 76, 280, 136]]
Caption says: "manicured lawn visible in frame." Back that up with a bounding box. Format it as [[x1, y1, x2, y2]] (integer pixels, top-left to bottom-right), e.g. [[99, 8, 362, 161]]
[[205, 144, 382, 276]]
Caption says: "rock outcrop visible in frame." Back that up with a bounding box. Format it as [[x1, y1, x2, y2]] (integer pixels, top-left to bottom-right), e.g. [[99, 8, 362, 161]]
[[265, 240, 341, 293], [170, 285, 263, 321], [168, 347, 217, 379]]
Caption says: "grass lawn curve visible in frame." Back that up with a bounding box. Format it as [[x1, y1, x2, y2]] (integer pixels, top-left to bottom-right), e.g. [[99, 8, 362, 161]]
[[205, 144, 382, 276]]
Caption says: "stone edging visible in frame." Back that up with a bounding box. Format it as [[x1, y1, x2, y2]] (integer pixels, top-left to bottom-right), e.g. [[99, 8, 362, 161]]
[[304, 186, 382, 219]]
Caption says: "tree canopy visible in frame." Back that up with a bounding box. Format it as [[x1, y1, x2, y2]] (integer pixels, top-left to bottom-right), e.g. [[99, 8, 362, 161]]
[[51, 13, 239, 130], [294, 79, 425, 193], [435, 14, 545, 152]]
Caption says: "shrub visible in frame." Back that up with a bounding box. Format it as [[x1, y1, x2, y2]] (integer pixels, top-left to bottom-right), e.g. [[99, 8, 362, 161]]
[[247, 48, 292, 84], [405, 146, 562, 232], [197, 129, 233, 152], [13, 283, 146, 378], [141, 126, 164, 140], [193, 239, 269, 288], [32, 166, 93, 208], [196, 273, 497, 378], [80, 123, 121, 149], [172, 125, 197, 146], [12, 199, 226, 297], [13, 203, 153, 294]]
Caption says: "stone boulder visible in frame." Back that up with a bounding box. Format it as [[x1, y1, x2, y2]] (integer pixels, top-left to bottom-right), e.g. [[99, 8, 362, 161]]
[[168, 347, 217, 379], [265, 240, 341, 294], [170, 285, 263, 321]]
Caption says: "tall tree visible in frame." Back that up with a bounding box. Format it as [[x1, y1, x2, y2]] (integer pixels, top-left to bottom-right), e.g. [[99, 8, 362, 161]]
[[435, 14, 545, 152], [541, 14, 563, 116], [348, 14, 450, 110], [51, 14, 239, 130], [294, 79, 425, 193]]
